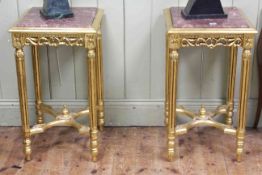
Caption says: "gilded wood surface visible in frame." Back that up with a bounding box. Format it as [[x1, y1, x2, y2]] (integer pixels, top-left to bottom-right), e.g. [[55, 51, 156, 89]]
[[165, 7, 257, 162], [10, 9, 104, 162]]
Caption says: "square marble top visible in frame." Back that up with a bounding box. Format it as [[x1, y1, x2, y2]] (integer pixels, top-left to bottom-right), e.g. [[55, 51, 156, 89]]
[[16, 7, 97, 28], [171, 7, 250, 28]]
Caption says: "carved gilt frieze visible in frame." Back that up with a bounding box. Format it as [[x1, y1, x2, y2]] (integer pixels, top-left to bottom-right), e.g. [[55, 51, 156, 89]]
[[181, 36, 242, 49], [12, 33, 85, 47]]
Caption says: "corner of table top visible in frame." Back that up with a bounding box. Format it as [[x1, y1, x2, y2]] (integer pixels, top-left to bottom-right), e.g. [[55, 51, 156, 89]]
[[163, 8, 173, 33]]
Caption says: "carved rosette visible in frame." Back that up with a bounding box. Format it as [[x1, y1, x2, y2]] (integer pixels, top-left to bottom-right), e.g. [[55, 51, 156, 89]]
[[12, 34, 25, 49], [243, 35, 254, 49], [85, 34, 97, 50], [168, 34, 181, 49]]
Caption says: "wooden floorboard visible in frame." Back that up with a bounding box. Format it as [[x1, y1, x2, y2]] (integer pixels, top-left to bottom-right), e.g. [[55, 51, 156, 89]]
[[0, 127, 261, 175]]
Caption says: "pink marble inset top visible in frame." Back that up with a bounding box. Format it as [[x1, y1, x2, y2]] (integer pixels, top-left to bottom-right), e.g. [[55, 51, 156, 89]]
[[16, 7, 97, 28], [171, 7, 250, 28]]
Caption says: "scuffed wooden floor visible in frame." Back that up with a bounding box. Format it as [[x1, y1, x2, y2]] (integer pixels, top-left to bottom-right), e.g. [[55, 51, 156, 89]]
[[0, 127, 262, 175]]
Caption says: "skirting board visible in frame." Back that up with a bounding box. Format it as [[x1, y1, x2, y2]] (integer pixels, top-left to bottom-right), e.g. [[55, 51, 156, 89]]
[[0, 99, 260, 127]]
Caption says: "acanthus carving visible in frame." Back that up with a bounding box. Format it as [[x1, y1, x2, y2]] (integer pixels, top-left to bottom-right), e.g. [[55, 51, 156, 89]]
[[181, 37, 242, 49]]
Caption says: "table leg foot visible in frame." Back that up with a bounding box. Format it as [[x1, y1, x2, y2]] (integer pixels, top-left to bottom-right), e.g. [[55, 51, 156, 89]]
[[167, 129, 175, 161], [24, 138, 31, 161], [90, 129, 98, 162], [92, 156, 97, 162], [236, 154, 242, 162], [236, 130, 245, 162]]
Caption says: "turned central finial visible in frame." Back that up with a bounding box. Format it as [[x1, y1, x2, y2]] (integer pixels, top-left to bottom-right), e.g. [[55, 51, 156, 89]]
[[199, 105, 207, 118], [62, 105, 69, 115]]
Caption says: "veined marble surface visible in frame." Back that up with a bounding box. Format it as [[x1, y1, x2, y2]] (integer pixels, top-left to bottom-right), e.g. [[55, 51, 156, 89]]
[[16, 7, 97, 28], [171, 7, 250, 28]]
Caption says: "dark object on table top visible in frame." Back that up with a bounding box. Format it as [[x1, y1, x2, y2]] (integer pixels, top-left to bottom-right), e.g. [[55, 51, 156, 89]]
[[182, 0, 227, 19], [254, 29, 262, 129], [40, 0, 74, 19]]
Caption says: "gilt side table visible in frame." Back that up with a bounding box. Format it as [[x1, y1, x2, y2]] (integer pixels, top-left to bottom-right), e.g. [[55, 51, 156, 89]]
[[164, 7, 257, 162], [9, 7, 104, 161]]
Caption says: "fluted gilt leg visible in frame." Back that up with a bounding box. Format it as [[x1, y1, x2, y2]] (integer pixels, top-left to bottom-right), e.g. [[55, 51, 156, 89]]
[[165, 33, 170, 126], [236, 36, 253, 162], [96, 32, 105, 131], [167, 47, 179, 161], [87, 36, 98, 161], [15, 46, 31, 160], [226, 46, 238, 125], [32, 46, 44, 124]]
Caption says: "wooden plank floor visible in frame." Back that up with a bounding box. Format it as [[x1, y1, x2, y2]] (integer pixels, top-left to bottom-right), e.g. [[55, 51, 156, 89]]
[[0, 127, 261, 175]]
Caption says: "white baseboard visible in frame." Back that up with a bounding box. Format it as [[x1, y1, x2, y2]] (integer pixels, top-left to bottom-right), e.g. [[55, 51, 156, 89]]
[[0, 99, 260, 127]]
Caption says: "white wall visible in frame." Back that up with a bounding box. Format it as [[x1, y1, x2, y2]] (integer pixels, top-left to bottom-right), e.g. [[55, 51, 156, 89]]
[[0, 0, 261, 127]]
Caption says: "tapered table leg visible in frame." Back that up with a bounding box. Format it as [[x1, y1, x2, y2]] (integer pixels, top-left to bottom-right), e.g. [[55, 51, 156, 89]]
[[32, 46, 44, 124], [15, 46, 31, 161], [167, 48, 179, 161], [165, 33, 170, 126], [226, 46, 238, 125], [87, 38, 98, 161], [236, 38, 253, 162], [96, 32, 105, 131]]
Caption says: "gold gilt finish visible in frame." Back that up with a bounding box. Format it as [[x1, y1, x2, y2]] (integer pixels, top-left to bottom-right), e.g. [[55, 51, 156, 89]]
[[164, 8, 256, 162], [9, 9, 104, 162]]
